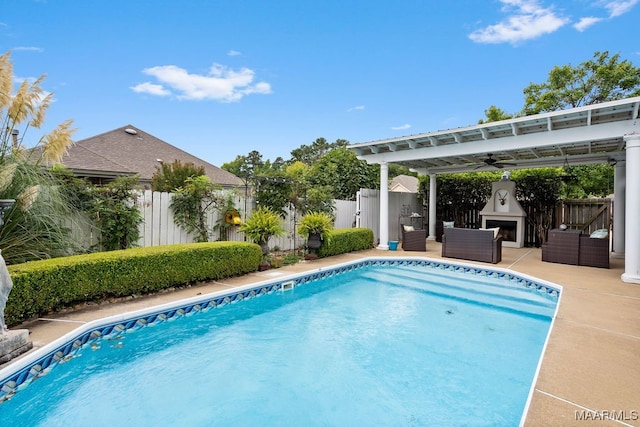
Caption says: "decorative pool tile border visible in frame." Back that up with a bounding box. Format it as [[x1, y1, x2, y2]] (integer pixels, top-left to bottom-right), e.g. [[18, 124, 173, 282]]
[[0, 257, 561, 403]]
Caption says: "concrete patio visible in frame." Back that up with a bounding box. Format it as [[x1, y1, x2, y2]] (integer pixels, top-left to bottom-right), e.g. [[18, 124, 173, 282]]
[[6, 242, 640, 426]]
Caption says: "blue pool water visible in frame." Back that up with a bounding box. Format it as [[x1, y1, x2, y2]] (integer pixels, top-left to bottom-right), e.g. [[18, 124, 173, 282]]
[[0, 259, 559, 426]]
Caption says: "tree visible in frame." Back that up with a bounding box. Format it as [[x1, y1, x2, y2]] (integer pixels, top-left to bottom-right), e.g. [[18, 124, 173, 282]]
[[290, 138, 348, 165], [223, 150, 293, 215], [238, 206, 285, 255], [388, 164, 417, 181], [222, 150, 265, 182], [522, 51, 640, 115], [0, 51, 81, 263], [307, 147, 379, 201], [562, 164, 614, 198], [151, 159, 205, 192], [255, 172, 292, 217], [478, 105, 514, 124], [431, 172, 499, 228], [91, 175, 143, 251], [512, 169, 563, 245], [170, 175, 227, 242]]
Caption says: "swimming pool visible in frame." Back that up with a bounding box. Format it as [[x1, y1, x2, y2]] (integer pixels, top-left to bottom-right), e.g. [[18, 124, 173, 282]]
[[0, 257, 561, 426]]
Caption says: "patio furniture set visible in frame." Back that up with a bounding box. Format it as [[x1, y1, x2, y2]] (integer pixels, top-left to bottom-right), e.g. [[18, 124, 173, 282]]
[[541, 228, 610, 268], [400, 223, 609, 268]]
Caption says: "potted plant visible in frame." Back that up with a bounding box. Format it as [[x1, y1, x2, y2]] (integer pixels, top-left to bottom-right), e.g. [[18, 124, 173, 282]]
[[239, 206, 285, 261], [297, 211, 334, 257]]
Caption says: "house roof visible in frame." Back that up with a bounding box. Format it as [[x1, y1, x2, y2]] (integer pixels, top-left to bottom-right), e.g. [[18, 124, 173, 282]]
[[45, 125, 243, 187], [390, 174, 419, 193]]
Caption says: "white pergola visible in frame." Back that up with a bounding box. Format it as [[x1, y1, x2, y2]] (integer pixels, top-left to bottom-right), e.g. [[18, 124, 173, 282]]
[[349, 96, 640, 284]]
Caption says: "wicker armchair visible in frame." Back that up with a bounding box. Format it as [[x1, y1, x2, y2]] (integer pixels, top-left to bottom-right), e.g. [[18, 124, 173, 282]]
[[401, 227, 427, 251]]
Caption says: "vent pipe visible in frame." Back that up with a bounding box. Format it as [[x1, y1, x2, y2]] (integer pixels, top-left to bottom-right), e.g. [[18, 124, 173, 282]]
[[11, 129, 19, 148]]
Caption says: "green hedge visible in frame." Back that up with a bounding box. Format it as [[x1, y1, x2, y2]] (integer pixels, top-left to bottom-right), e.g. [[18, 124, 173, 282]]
[[5, 242, 262, 326], [317, 228, 374, 258]]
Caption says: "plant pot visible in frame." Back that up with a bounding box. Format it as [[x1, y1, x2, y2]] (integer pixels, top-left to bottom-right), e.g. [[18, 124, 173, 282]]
[[307, 233, 322, 249], [258, 261, 271, 271]]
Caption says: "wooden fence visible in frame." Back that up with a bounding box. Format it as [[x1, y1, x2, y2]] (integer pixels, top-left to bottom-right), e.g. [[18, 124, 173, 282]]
[[554, 198, 612, 234]]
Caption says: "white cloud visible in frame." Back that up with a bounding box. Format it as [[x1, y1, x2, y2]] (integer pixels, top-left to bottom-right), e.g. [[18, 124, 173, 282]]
[[573, 16, 602, 31], [130, 82, 171, 96], [13, 46, 44, 52], [347, 105, 365, 112], [391, 124, 411, 130], [602, 0, 639, 17], [132, 63, 272, 102], [227, 50, 241, 56], [469, 0, 569, 44]]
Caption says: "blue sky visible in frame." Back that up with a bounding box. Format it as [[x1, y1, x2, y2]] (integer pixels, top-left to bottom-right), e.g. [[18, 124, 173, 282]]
[[2, 0, 639, 166]]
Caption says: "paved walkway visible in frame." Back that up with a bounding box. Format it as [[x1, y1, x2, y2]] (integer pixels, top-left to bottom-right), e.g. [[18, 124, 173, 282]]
[[8, 243, 640, 426]]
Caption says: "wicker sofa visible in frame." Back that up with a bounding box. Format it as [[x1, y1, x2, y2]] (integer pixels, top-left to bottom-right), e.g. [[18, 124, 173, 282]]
[[542, 229, 609, 268], [401, 226, 427, 251], [442, 227, 502, 264]]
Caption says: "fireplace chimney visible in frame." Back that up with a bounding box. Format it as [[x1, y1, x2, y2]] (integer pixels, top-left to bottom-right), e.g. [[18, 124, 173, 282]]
[[480, 178, 527, 248]]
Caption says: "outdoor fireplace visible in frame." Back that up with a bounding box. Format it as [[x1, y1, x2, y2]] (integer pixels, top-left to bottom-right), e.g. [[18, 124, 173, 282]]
[[480, 176, 527, 248], [486, 219, 517, 243]]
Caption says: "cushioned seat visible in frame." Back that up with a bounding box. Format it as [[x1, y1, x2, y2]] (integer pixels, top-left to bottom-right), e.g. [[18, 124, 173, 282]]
[[442, 227, 502, 264], [542, 228, 609, 268], [401, 225, 426, 251]]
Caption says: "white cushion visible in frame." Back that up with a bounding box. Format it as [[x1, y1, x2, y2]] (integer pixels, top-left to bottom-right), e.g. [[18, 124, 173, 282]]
[[589, 229, 608, 239], [403, 225, 415, 232], [480, 227, 500, 238]]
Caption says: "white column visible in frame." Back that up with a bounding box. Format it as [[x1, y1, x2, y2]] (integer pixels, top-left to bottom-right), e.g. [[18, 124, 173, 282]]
[[378, 162, 389, 250], [622, 135, 640, 284], [612, 161, 625, 257], [428, 173, 437, 240]]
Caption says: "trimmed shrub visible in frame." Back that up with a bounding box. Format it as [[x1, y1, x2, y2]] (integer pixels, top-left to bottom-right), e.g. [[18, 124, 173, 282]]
[[317, 228, 374, 258], [5, 242, 262, 325]]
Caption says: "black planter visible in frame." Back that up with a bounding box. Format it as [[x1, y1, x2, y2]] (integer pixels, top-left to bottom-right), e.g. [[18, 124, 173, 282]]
[[307, 233, 322, 249]]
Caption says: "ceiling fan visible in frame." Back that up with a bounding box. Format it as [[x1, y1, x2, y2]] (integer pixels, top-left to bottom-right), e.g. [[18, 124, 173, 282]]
[[476, 153, 516, 169]]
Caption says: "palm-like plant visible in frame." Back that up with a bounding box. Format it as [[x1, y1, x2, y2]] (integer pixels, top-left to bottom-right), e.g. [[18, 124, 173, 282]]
[[239, 206, 285, 255], [297, 211, 334, 242]]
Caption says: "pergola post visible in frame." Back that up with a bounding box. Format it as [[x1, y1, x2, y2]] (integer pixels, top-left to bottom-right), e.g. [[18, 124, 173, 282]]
[[378, 162, 389, 250], [428, 173, 437, 240], [612, 161, 625, 258], [622, 135, 640, 284]]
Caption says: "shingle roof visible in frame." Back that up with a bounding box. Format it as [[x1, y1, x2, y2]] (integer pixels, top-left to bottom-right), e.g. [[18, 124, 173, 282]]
[[50, 125, 243, 187]]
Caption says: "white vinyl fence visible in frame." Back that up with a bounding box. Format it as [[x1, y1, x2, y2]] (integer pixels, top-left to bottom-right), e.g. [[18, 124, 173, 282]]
[[134, 190, 357, 251], [74, 189, 422, 251], [355, 189, 424, 244]]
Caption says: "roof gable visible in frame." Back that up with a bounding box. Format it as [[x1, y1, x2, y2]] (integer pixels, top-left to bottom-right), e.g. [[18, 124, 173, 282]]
[[390, 174, 418, 193]]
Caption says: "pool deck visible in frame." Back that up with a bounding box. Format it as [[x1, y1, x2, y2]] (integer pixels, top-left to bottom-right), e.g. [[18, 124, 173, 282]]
[[5, 243, 640, 426]]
